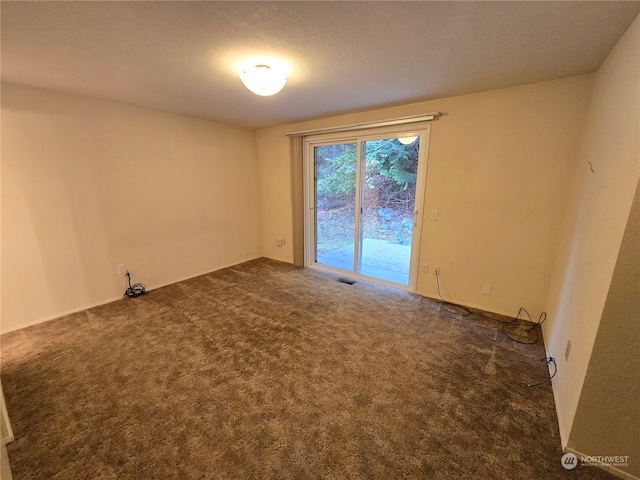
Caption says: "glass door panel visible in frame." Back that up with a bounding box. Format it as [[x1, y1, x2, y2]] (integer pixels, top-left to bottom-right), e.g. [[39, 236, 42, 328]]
[[306, 127, 428, 290], [314, 143, 357, 270], [359, 137, 420, 285]]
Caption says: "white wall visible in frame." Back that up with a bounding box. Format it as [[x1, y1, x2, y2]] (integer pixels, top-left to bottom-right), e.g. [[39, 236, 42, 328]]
[[256, 75, 593, 317], [1, 84, 261, 333], [543, 14, 640, 448]]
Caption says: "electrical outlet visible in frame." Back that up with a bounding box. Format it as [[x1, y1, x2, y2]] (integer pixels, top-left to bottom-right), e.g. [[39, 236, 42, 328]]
[[433, 266, 440, 276], [565, 340, 572, 361], [117, 264, 127, 275], [483, 284, 492, 295], [276, 238, 286, 247], [421, 263, 429, 273]]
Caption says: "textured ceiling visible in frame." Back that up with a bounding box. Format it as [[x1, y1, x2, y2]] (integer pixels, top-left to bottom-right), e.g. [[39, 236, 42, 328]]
[[2, 1, 639, 128]]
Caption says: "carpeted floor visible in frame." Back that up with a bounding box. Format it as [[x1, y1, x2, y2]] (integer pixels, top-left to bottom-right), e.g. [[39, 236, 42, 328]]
[[1, 258, 615, 479]]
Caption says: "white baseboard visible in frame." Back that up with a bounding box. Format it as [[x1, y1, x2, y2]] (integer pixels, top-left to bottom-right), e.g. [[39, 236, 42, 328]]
[[415, 293, 529, 319], [145, 255, 262, 292], [0, 295, 123, 335], [0, 256, 262, 335], [1, 383, 14, 445], [546, 350, 569, 449]]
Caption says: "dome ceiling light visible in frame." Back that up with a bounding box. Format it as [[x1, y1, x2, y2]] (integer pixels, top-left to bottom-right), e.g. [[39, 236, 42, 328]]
[[398, 136, 418, 145], [238, 60, 288, 96]]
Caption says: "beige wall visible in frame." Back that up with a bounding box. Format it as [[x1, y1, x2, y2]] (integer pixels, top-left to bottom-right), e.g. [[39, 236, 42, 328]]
[[568, 178, 640, 477], [256, 75, 593, 317], [543, 14, 640, 456], [1, 83, 261, 333], [256, 127, 295, 263]]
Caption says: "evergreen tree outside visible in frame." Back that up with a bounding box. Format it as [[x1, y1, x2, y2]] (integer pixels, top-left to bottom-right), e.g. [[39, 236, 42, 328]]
[[315, 138, 420, 254]]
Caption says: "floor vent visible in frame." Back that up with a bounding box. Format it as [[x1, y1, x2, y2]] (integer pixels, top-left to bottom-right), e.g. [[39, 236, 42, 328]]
[[338, 278, 356, 285]]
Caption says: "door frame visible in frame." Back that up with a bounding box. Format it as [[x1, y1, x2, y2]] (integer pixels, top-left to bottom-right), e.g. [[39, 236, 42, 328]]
[[303, 123, 431, 292]]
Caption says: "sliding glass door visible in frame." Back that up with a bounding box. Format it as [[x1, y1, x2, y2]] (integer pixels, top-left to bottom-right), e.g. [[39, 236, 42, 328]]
[[314, 142, 358, 271], [306, 126, 429, 290]]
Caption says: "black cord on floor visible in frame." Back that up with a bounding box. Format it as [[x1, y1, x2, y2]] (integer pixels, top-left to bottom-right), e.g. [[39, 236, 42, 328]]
[[433, 271, 554, 387], [434, 271, 546, 344], [502, 308, 547, 345], [435, 271, 471, 317], [124, 271, 147, 298], [528, 357, 557, 387]]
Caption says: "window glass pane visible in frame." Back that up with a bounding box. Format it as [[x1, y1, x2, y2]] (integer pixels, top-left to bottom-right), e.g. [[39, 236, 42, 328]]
[[359, 137, 420, 285], [314, 143, 357, 271]]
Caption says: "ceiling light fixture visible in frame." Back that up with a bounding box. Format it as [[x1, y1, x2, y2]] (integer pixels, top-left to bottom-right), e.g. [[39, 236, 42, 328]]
[[238, 61, 287, 96], [398, 136, 418, 145]]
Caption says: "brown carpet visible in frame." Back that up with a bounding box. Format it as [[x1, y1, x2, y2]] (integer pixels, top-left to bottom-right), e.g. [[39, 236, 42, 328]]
[[1, 258, 614, 479]]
